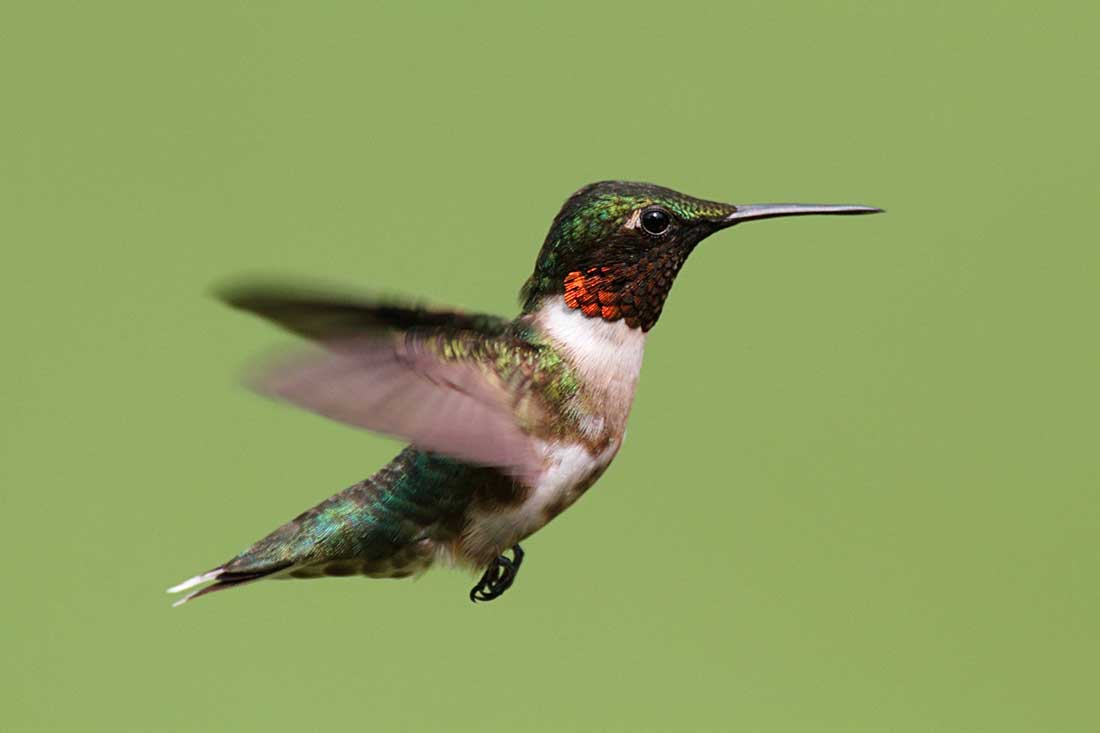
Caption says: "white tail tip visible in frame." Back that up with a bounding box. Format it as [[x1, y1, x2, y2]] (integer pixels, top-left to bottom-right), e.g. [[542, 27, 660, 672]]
[[171, 588, 208, 607], [167, 569, 223, 594]]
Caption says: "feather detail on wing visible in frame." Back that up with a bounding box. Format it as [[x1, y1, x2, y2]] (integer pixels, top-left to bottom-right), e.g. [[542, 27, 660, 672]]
[[219, 283, 548, 486]]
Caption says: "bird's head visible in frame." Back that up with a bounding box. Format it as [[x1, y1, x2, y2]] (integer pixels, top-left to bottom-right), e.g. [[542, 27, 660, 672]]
[[521, 180, 881, 330]]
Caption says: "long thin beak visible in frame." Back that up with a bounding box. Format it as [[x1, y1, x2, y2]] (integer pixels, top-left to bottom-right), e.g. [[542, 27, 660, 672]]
[[724, 203, 883, 225]]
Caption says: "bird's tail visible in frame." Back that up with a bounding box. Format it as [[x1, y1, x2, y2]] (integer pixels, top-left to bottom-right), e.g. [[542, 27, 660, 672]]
[[167, 448, 476, 607], [166, 563, 292, 607]]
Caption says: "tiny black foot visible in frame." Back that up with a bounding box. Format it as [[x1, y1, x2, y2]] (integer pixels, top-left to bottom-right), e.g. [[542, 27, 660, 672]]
[[469, 544, 525, 603]]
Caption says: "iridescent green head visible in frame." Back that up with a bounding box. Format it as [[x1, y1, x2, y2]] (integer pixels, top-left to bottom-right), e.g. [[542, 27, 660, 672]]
[[521, 180, 881, 331]]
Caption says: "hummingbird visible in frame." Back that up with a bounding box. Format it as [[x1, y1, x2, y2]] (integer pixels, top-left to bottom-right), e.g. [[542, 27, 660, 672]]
[[168, 181, 881, 606]]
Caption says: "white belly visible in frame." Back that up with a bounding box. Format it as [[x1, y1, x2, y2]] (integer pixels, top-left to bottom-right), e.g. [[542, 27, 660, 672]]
[[463, 439, 621, 560]]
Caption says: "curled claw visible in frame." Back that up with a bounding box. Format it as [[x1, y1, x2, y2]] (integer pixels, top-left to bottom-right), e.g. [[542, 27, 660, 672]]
[[469, 545, 525, 603]]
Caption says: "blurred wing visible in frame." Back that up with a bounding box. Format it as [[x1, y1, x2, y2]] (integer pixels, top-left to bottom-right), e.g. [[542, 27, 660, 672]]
[[221, 283, 545, 485], [219, 281, 513, 342]]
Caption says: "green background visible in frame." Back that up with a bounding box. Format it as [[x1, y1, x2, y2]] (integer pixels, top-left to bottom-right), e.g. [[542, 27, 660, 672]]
[[4, 2, 1097, 731]]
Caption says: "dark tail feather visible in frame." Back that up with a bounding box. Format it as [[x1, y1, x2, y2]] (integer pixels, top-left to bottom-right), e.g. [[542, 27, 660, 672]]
[[167, 565, 291, 607]]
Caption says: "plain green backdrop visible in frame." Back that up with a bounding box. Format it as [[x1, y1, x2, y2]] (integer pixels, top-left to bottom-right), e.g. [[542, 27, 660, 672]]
[[3, 2, 1097, 731]]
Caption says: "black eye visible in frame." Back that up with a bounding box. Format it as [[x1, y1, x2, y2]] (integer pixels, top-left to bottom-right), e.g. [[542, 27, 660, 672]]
[[640, 208, 671, 235]]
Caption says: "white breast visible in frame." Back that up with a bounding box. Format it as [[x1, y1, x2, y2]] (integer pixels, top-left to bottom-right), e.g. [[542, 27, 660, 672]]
[[535, 296, 647, 417]]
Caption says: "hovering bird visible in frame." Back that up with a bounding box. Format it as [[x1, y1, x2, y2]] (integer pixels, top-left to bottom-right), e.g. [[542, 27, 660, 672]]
[[169, 181, 881, 606]]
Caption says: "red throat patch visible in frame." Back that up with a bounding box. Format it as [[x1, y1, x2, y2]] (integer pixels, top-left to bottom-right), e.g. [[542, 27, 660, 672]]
[[562, 248, 688, 331], [563, 269, 621, 320]]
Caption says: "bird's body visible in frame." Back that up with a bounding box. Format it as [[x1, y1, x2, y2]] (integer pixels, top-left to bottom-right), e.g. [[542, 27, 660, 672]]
[[170, 181, 879, 605]]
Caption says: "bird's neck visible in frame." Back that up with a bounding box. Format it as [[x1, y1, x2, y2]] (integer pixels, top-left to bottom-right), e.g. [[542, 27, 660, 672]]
[[531, 296, 647, 440]]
